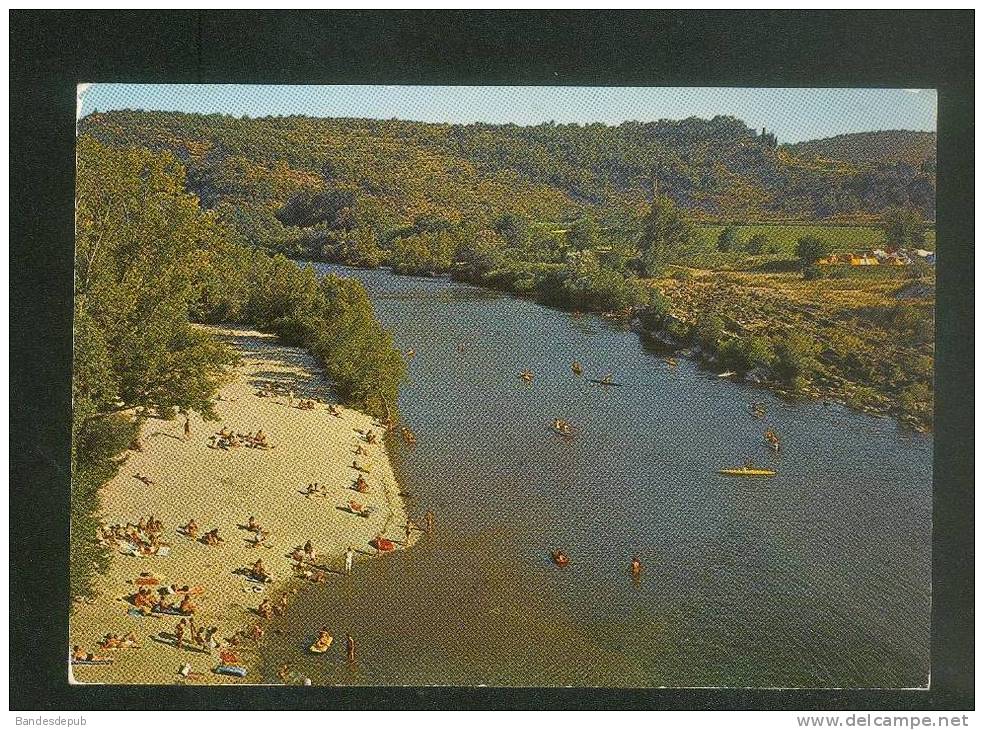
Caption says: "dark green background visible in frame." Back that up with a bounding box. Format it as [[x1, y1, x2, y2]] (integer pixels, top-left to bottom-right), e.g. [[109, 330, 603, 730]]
[[9, 10, 974, 711]]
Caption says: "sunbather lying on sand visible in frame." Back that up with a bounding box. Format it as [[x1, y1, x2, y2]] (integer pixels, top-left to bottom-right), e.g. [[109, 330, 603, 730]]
[[201, 528, 223, 546], [72, 645, 111, 663]]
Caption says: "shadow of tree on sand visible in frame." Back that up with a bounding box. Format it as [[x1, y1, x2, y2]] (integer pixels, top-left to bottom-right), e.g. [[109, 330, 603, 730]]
[[210, 330, 339, 403]]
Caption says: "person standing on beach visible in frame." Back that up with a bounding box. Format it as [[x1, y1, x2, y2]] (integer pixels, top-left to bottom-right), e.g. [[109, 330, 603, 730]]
[[344, 546, 354, 575], [174, 618, 187, 650], [425, 510, 435, 536], [405, 521, 413, 544], [183, 414, 191, 441], [346, 634, 356, 663]]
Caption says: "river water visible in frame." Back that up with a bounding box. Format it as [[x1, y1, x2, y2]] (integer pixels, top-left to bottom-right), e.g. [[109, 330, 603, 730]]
[[259, 264, 932, 688]]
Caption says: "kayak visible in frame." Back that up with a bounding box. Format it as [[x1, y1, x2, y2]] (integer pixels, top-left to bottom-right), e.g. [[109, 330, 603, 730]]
[[549, 424, 575, 438], [588, 379, 623, 387], [550, 551, 569, 567], [308, 638, 333, 654], [717, 467, 777, 477], [215, 664, 248, 677], [371, 537, 395, 552]]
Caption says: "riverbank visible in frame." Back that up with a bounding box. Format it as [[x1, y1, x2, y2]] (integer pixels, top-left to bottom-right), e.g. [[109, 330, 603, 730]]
[[634, 269, 934, 431], [69, 325, 413, 685], [300, 260, 934, 431]]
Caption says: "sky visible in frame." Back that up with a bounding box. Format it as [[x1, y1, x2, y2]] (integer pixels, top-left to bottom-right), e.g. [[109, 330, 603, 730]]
[[77, 84, 936, 145]]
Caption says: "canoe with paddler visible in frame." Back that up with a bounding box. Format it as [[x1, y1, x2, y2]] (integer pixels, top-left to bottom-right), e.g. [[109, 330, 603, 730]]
[[549, 418, 575, 438], [550, 549, 569, 567]]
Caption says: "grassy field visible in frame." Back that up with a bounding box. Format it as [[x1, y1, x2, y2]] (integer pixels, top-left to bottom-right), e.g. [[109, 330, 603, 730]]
[[693, 223, 936, 255], [646, 264, 935, 430]]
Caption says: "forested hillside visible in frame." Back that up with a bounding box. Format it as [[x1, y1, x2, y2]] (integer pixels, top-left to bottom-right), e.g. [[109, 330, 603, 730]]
[[75, 111, 936, 433], [784, 130, 936, 170], [79, 111, 936, 250]]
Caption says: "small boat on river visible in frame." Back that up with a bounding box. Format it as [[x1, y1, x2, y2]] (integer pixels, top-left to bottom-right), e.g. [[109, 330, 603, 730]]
[[550, 419, 575, 438], [550, 549, 569, 567], [589, 373, 623, 387], [764, 429, 781, 453], [717, 465, 777, 478]]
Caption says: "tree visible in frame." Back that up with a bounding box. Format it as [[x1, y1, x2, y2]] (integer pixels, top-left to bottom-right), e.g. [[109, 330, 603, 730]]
[[637, 196, 696, 276], [553, 250, 648, 312], [566, 216, 600, 251], [493, 212, 530, 250], [693, 314, 725, 351], [75, 138, 236, 423], [340, 226, 383, 268], [716, 226, 740, 252], [795, 235, 834, 266], [456, 228, 507, 281], [882, 206, 926, 250], [773, 332, 820, 389]]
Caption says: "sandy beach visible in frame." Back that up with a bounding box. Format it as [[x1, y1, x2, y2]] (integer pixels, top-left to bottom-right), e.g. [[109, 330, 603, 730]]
[[69, 325, 413, 685]]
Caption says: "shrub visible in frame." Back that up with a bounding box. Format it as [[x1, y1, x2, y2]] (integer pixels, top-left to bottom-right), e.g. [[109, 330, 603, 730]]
[[773, 332, 821, 387], [717, 226, 740, 252], [796, 235, 834, 266], [718, 335, 774, 373], [802, 264, 824, 280], [692, 314, 726, 351]]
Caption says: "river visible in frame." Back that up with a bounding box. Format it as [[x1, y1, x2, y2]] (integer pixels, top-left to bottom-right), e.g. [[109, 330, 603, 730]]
[[259, 264, 932, 688]]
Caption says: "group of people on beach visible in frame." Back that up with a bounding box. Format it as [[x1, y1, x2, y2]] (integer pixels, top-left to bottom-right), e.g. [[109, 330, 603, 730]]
[[243, 515, 270, 547], [256, 381, 332, 414], [247, 558, 273, 583], [302, 482, 328, 497], [291, 540, 318, 564], [78, 384, 428, 683], [99, 516, 170, 557], [129, 582, 200, 617], [207, 426, 270, 451], [178, 518, 225, 547], [256, 593, 290, 620], [172, 617, 221, 653]]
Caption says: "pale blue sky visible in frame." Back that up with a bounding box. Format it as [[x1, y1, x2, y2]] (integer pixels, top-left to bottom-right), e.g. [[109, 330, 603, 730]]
[[77, 84, 936, 145]]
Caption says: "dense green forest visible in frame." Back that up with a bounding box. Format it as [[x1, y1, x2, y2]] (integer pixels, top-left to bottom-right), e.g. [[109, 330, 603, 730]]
[[80, 110, 936, 245], [784, 130, 936, 169], [72, 138, 405, 598]]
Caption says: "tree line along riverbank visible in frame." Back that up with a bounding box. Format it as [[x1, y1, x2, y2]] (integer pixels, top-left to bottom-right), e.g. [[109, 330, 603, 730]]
[[72, 138, 406, 605]]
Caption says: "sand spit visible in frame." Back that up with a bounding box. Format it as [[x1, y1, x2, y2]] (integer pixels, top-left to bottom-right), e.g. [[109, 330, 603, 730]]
[[69, 325, 413, 685]]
